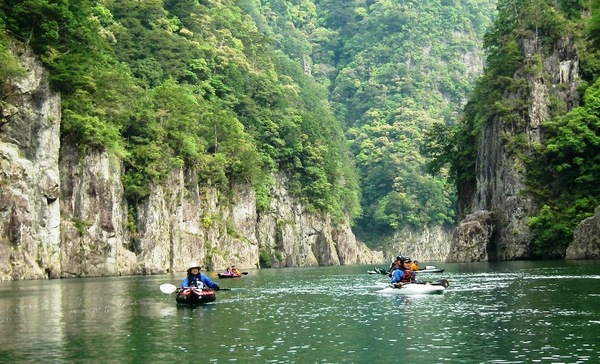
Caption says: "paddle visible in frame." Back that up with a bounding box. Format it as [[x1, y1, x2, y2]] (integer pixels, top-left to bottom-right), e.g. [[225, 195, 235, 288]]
[[159, 283, 232, 294], [160, 283, 178, 294]]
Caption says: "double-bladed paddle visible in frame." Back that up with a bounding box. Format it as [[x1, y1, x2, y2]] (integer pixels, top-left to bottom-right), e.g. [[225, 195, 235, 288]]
[[159, 283, 179, 294]]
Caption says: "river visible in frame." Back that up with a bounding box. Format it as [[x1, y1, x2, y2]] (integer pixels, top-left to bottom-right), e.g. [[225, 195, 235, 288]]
[[1, 261, 599, 363]]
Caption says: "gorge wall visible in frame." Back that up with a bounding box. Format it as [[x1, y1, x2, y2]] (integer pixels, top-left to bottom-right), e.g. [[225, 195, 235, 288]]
[[448, 34, 593, 262], [0, 42, 383, 281]]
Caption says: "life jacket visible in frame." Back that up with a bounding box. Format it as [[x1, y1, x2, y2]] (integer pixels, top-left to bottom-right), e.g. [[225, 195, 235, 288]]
[[187, 274, 205, 288], [400, 269, 414, 283]]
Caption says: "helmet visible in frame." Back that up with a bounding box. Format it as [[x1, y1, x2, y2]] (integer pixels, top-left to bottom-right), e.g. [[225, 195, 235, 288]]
[[187, 262, 201, 273]]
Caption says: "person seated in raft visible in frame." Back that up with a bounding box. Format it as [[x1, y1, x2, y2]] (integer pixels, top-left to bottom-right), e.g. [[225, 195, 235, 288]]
[[388, 256, 403, 276], [387, 256, 404, 276], [226, 266, 233, 274], [181, 263, 220, 291], [390, 257, 417, 288], [231, 265, 241, 275], [409, 260, 419, 271]]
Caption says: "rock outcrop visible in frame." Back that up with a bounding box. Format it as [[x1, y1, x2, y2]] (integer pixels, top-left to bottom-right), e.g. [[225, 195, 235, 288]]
[[447, 210, 495, 262], [566, 207, 600, 260]]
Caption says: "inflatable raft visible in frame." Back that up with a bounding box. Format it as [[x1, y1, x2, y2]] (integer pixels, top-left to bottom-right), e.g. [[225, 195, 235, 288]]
[[376, 280, 449, 295], [176, 287, 216, 305]]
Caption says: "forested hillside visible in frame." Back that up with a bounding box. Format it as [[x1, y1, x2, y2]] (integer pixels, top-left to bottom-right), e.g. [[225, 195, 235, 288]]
[[0, 0, 361, 231], [238, 0, 497, 246], [316, 0, 496, 241], [1, 0, 502, 256]]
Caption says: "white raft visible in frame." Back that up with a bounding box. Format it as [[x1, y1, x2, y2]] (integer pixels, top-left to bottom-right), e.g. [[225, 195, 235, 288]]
[[376, 281, 448, 295], [414, 266, 445, 274]]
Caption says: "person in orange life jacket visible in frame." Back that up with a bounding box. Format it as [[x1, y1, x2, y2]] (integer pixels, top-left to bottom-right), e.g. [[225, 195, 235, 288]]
[[231, 265, 241, 275], [409, 260, 419, 271], [390, 257, 417, 288], [181, 263, 220, 290]]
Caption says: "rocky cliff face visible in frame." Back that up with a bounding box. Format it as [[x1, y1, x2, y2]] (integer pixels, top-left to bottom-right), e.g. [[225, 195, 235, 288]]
[[0, 42, 382, 281], [386, 226, 454, 263], [447, 211, 495, 262], [566, 207, 600, 260], [449, 36, 581, 262], [0, 42, 61, 280]]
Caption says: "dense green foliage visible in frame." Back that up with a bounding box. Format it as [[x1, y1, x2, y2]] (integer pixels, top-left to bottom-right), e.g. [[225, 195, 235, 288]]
[[528, 79, 600, 256], [312, 0, 496, 239], [0, 32, 25, 82], [225, 1, 497, 243], [0, 0, 361, 223]]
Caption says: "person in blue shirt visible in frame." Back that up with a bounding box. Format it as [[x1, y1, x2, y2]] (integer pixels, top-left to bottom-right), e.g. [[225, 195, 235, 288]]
[[390, 257, 417, 288], [387, 255, 408, 276], [181, 263, 220, 290]]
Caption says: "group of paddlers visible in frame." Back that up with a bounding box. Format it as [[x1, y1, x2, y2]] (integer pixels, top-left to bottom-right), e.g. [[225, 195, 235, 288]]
[[388, 255, 418, 288]]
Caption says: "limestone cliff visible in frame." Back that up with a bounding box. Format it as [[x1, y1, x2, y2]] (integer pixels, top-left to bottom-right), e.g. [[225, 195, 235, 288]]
[[0, 42, 61, 280], [384, 226, 454, 263], [0, 41, 382, 281], [449, 36, 580, 262]]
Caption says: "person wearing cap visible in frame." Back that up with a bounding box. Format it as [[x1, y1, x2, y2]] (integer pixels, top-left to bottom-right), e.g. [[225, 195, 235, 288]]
[[390, 257, 417, 288], [181, 263, 220, 290], [387, 255, 404, 275]]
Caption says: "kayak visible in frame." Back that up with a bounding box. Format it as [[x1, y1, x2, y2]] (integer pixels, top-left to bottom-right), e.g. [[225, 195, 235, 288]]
[[176, 287, 216, 305], [414, 267, 445, 273], [367, 267, 389, 275], [218, 273, 241, 278], [369, 264, 445, 274], [369, 266, 445, 274], [217, 272, 247, 278], [376, 280, 449, 295]]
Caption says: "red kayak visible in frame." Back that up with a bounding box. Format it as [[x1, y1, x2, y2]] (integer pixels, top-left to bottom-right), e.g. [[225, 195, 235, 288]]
[[217, 272, 243, 278], [176, 287, 216, 305]]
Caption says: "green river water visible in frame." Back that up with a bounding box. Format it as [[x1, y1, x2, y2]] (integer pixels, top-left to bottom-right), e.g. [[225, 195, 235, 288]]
[[1, 261, 599, 363]]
